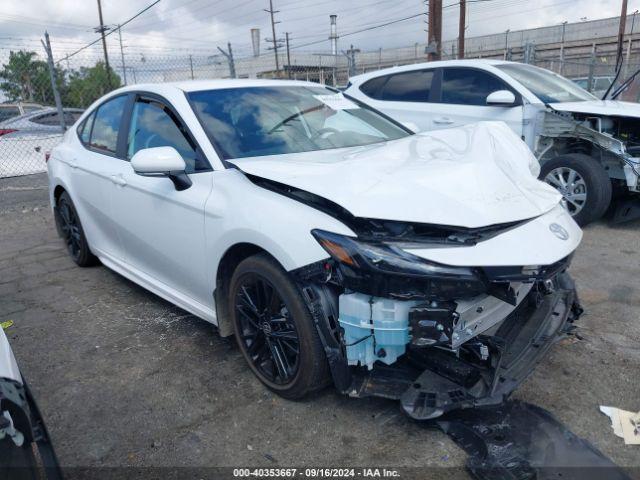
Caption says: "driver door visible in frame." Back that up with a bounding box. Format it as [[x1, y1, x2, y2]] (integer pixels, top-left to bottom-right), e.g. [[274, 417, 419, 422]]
[[110, 94, 214, 307]]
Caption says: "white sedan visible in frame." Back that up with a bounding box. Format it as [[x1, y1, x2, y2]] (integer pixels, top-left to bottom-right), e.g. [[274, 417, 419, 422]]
[[48, 79, 583, 418]]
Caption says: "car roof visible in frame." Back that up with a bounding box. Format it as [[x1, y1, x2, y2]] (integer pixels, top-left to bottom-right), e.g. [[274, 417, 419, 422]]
[[347, 59, 518, 85], [110, 78, 332, 97]]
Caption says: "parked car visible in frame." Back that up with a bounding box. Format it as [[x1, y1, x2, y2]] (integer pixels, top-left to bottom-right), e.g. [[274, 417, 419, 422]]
[[0, 327, 62, 479], [0, 102, 45, 123], [345, 60, 640, 225], [48, 80, 582, 419], [0, 108, 84, 178]]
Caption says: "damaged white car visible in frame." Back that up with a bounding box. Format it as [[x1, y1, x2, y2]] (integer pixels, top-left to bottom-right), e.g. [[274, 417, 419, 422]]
[[47, 80, 583, 419], [346, 60, 640, 225]]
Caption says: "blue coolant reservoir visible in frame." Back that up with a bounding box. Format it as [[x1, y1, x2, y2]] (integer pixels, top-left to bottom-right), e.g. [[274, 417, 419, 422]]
[[338, 293, 420, 370]]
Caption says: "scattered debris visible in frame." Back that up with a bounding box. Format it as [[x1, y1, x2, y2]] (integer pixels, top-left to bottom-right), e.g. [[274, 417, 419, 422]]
[[247, 444, 253, 451], [436, 400, 631, 480], [264, 453, 276, 462], [600, 406, 640, 445], [1, 320, 13, 330]]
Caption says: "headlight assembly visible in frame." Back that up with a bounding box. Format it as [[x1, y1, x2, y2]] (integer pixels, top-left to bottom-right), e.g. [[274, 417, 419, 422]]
[[311, 229, 486, 300]]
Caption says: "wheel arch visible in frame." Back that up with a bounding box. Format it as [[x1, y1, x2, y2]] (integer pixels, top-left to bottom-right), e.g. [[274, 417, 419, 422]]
[[214, 242, 283, 337]]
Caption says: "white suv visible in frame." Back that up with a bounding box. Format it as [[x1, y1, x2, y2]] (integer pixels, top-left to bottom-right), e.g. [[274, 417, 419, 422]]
[[346, 60, 640, 225], [48, 79, 582, 418]]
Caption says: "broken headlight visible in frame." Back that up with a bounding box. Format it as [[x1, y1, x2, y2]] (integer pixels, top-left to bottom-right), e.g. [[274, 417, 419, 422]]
[[311, 229, 486, 299]]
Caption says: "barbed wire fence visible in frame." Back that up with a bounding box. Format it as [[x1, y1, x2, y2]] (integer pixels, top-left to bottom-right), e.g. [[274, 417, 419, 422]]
[[2, 25, 640, 178]]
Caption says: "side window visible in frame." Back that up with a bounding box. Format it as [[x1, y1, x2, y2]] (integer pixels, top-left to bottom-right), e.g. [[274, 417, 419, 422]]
[[0, 106, 20, 122], [359, 76, 388, 99], [441, 68, 514, 106], [31, 112, 59, 126], [64, 111, 82, 125], [379, 70, 434, 102], [127, 98, 206, 173], [89, 95, 127, 154], [78, 111, 96, 144]]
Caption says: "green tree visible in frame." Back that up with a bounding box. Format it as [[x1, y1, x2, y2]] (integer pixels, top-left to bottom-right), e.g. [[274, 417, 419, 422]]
[[64, 62, 121, 108], [0, 50, 59, 104], [0, 50, 121, 109]]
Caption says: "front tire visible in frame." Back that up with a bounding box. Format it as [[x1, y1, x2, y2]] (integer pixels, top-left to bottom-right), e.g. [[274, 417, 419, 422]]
[[229, 253, 330, 399], [55, 191, 98, 267], [540, 153, 612, 226]]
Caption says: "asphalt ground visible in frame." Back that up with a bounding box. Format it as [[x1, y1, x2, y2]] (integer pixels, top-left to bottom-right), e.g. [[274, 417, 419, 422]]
[[1, 173, 639, 478]]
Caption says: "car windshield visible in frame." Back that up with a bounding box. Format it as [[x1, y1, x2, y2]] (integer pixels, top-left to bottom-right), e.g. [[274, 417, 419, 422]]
[[496, 64, 598, 103], [188, 85, 409, 160]]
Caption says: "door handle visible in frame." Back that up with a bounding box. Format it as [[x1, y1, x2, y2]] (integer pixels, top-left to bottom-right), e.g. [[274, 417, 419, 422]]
[[110, 175, 127, 187], [433, 117, 454, 125], [69, 159, 78, 169]]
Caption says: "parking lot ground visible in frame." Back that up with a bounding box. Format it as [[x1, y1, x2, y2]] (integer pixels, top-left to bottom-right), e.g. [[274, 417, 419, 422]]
[[1, 173, 639, 477]]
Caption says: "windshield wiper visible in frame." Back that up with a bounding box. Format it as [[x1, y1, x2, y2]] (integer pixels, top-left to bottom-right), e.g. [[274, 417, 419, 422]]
[[267, 105, 324, 134]]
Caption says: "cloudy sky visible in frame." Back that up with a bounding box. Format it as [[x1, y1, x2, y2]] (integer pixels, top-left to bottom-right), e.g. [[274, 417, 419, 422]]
[[0, 0, 631, 63]]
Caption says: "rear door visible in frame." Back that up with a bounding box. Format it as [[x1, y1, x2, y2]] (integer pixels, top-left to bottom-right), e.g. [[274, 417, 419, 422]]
[[355, 69, 436, 131], [428, 67, 524, 135], [68, 94, 129, 260], [110, 94, 213, 306]]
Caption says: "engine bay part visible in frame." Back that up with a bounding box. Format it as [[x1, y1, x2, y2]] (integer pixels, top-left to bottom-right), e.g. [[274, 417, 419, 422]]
[[539, 109, 640, 192], [297, 257, 582, 419], [437, 400, 632, 480]]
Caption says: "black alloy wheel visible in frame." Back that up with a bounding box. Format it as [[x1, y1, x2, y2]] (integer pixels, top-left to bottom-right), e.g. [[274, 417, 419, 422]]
[[55, 191, 98, 267], [229, 253, 330, 399], [235, 273, 300, 385]]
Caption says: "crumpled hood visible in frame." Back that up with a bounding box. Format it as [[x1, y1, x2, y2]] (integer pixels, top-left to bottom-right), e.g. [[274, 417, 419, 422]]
[[549, 100, 640, 118], [230, 121, 561, 229]]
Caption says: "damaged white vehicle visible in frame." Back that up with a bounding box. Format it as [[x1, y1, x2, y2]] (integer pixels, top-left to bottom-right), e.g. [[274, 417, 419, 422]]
[[47, 80, 583, 419], [346, 60, 640, 225]]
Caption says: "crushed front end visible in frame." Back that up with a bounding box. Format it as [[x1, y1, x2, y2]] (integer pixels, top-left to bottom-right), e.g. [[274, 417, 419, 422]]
[[294, 220, 583, 420]]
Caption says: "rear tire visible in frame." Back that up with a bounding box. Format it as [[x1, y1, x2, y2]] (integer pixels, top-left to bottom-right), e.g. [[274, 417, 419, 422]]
[[229, 253, 331, 399], [55, 191, 99, 267], [540, 153, 612, 226]]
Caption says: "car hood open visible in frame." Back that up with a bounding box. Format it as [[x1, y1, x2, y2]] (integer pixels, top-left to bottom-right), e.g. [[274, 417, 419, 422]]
[[229, 121, 561, 229], [548, 100, 640, 118]]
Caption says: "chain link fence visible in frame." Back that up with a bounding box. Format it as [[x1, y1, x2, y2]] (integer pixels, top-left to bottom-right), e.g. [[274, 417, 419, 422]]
[[2, 21, 640, 178]]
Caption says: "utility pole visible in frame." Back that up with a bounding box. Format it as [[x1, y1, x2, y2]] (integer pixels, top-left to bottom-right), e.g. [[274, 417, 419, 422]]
[[427, 0, 442, 60], [342, 45, 360, 76], [458, 0, 466, 59], [329, 15, 338, 86], [503, 29, 510, 60], [623, 10, 638, 79], [189, 55, 194, 80], [217, 43, 236, 78], [96, 0, 113, 89], [265, 0, 281, 77], [616, 0, 629, 69], [117, 25, 127, 85], [285, 32, 292, 79], [559, 20, 568, 75], [42, 32, 67, 131]]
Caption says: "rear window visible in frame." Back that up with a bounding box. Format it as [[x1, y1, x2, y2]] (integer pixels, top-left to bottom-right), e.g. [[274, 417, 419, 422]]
[[360, 70, 434, 102], [78, 111, 96, 144], [89, 96, 127, 154], [380, 70, 434, 102]]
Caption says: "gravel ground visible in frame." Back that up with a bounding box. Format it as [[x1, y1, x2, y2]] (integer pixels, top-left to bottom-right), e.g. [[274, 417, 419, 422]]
[[1, 173, 639, 478]]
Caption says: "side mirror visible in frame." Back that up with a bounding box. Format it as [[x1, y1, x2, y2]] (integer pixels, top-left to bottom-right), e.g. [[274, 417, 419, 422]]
[[486, 90, 516, 106], [130, 146, 192, 191], [401, 121, 420, 133]]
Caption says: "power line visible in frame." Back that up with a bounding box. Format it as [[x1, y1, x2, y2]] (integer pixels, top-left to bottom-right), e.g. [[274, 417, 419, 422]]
[[54, 0, 161, 63]]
